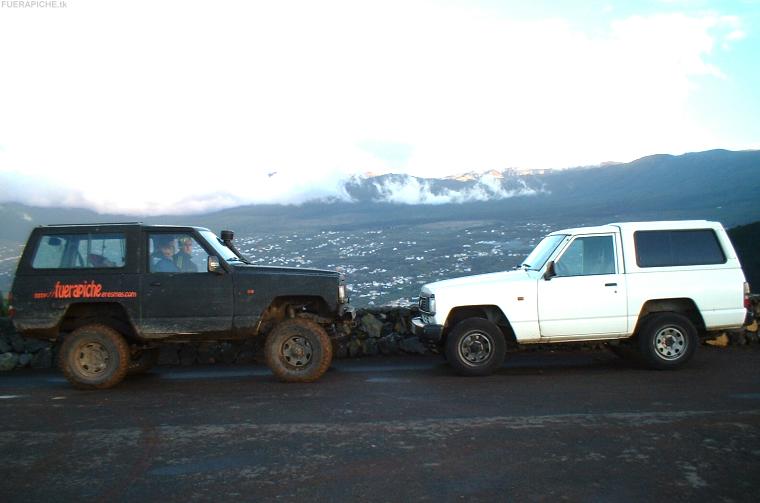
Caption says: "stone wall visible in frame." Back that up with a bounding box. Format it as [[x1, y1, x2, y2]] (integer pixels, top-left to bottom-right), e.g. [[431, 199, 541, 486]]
[[0, 318, 54, 370], [1, 298, 758, 371]]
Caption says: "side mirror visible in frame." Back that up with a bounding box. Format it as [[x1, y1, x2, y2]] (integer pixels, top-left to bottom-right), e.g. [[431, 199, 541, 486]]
[[208, 256, 224, 274], [543, 261, 556, 280]]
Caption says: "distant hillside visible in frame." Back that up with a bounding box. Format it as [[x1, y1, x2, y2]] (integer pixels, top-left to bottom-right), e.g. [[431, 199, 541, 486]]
[[2, 149, 760, 303], [2, 149, 759, 243], [729, 222, 760, 291], [345, 149, 760, 223]]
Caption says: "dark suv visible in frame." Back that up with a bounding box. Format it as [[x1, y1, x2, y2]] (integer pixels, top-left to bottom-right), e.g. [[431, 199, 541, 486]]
[[9, 224, 353, 389]]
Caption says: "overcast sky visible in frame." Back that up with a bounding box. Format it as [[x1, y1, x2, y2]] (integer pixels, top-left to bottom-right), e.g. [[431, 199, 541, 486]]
[[1, 0, 758, 214]]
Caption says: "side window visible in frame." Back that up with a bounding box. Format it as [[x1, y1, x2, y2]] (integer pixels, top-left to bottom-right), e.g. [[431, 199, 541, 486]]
[[32, 233, 125, 269], [78, 234, 126, 268], [32, 235, 70, 269], [635, 230, 726, 267], [148, 234, 209, 273], [555, 235, 616, 277]]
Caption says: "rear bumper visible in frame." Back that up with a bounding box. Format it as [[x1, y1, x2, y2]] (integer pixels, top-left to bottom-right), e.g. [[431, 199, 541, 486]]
[[411, 317, 443, 343]]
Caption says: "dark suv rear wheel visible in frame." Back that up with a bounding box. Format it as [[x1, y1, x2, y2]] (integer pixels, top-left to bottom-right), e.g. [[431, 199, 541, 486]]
[[59, 324, 130, 389], [265, 318, 332, 382]]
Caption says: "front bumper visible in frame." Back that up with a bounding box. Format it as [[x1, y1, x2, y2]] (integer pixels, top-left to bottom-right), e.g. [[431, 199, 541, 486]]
[[411, 317, 444, 343]]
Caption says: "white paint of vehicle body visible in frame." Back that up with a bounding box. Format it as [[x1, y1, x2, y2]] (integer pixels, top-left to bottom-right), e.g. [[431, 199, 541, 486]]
[[421, 220, 747, 344]]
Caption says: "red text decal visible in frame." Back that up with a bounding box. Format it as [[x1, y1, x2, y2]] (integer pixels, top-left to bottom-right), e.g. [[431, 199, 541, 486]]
[[34, 281, 137, 299]]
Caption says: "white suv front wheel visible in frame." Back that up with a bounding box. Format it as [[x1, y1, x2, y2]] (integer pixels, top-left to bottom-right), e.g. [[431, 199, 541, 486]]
[[445, 318, 506, 376]]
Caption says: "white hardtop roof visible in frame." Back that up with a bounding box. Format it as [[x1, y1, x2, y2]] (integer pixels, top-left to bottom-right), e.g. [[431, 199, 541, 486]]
[[549, 220, 721, 236]]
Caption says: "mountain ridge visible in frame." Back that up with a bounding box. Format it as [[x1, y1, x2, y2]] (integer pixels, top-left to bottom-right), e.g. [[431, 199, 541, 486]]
[[1, 148, 758, 242]]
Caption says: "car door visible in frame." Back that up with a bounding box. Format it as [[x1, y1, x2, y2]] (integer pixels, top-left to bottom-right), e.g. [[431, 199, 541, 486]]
[[139, 232, 233, 337], [537, 233, 627, 338]]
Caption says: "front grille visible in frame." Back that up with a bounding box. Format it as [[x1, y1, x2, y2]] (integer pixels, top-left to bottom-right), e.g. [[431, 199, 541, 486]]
[[419, 296, 431, 313]]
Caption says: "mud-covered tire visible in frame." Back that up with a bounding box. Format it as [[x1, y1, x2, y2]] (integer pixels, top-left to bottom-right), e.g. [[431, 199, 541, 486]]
[[265, 319, 332, 382], [445, 318, 506, 376], [128, 347, 160, 375], [58, 324, 130, 389], [637, 313, 697, 370]]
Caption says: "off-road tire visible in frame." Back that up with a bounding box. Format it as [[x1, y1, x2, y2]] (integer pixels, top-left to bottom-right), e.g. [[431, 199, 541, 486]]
[[637, 313, 697, 370], [445, 318, 506, 376], [58, 324, 130, 389], [265, 318, 332, 382], [128, 347, 160, 375]]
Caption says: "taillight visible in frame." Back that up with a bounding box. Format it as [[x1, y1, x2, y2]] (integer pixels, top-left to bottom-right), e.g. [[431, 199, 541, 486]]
[[745, 282, 752, 310]]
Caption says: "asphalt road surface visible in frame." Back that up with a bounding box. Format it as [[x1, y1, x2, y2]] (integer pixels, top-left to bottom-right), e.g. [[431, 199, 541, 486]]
[[1, 347, 759, 502]]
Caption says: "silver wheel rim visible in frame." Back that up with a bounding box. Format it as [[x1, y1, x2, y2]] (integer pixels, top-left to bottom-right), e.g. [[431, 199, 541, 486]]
[[281, 336, 313, 368], [76, 342, 110, 377], [654, 326, 687, 361], [458, 331, 493, 366]]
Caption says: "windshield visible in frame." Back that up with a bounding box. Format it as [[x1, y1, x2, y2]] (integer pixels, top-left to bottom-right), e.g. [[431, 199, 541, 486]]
[[521, 234, 567, 271], [199, 230, 240, 262]]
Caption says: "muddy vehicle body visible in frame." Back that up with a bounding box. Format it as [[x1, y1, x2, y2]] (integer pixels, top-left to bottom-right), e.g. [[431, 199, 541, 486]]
[[9, 223, 353, 388]]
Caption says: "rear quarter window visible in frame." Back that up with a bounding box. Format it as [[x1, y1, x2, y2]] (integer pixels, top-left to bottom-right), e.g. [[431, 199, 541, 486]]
[[634, 229, 726, 268], [32, 233, 126, 269]]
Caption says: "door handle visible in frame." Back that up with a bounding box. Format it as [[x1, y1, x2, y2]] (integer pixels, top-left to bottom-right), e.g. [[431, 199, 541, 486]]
[[150, 281, 162, 287], [605, 283, 617, 287]]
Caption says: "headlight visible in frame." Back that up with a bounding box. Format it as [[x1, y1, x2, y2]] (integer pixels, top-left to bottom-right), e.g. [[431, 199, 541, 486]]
[[419, 293, 435, 314], [338, 284, 347, 304]]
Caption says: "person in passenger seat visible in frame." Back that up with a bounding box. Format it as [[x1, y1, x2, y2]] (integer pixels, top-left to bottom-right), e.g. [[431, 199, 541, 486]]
[[174, 237, 198, 272]]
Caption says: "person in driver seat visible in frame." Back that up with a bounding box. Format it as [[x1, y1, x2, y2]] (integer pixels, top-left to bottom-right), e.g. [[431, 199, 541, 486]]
[[153, 238, 179, 272]]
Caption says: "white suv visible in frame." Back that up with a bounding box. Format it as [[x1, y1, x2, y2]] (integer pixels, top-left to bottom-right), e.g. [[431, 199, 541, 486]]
[[412, 220, 751, 375]]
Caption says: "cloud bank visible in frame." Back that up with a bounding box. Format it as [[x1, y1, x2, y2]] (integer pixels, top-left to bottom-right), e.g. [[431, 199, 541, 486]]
[[370, 173, 544, 205]]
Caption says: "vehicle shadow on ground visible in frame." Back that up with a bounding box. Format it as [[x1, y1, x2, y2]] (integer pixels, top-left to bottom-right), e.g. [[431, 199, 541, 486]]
[[1, 348, 700, 392], [494, 349, 645, 376]]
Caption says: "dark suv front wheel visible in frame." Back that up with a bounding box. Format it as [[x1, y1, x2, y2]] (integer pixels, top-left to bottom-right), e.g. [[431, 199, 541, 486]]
[[265, 319, 333, 382], [58, 324, 130, 389]]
